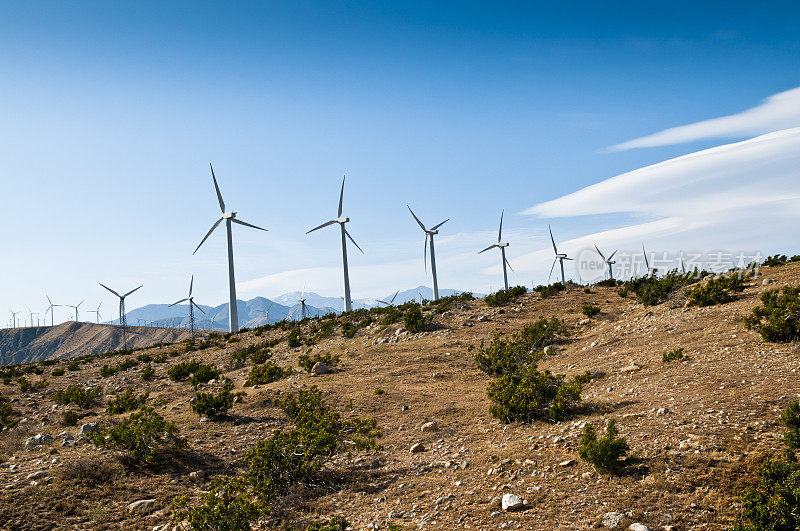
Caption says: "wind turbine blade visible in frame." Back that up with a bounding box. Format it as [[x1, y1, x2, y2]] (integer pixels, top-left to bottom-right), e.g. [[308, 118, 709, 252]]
[[191, 301, 206, 314], [169, 298, 189, 307], [390, 291, 399, 304], [231, 218, 267, 231], [194, 217, 224, 254], [307, 220, 337, 234], [99, 283, 121, 298], [124, 285, 143, 297], [548, 258, 557, 282], [210, 163, 225, 213], [642, 243, 650, 269], [338, 175, 345, 217], [608, 250, 618, 260], [505, 258, 515, 272], [189, 275, 194, 297], [549, 225, 558, 254], [77, 300, 84, 308], [345, 229, 364, 253], [564, 257, 574, 261], [407, 206, 427, 231], [431, 218, 449, 231], [594, 244, 606, 260], [267, 301, 273, 311], [478, 244, 498, 254], [46, 295, 52, 305], [498, 210, 504, 242]]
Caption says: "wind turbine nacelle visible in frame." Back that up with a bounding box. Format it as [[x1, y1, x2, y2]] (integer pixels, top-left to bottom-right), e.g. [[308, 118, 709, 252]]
[[223, 212, 236, 219], [498, 242, 509, 248], [557, 253, 568, 259], [427, 229, 438, 235], [336, 217, 349, 223]]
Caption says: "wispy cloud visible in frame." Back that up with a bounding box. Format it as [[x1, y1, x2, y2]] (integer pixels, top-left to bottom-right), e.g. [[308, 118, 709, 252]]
[[609, 86, 800, 151]]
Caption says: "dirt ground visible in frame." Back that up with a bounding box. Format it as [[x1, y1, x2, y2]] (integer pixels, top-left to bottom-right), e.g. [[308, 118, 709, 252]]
[[1, 262, 798, 530]]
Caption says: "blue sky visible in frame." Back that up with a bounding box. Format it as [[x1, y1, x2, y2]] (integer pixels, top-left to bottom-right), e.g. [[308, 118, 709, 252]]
[[2, 1, 800, 324]]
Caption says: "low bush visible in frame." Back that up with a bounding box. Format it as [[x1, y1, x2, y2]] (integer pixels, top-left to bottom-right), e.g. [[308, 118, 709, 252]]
[[62, 410, 79, 426], [90, 406, 182, 464], [404, 305, 425, 333], [107, 389, 149, 415], [578, 419, 629, 473], [141, 363, 155, 380], [663, 348, 684, 363], [534, 282, 566, 298], [17, 377, 30, 393], [51, 368, 65, 377], [745, 286, 800, 342], [152, 352, 168, 363], [306, 516, 350, 530], [192, 382, 242, 418], [623, 269, 701, 306], [487, 365, 584, 422], [581, 304, 600, 318], [374, 388, 384, 395], [298, 351, 340, 372], [0, 395, 18, 430], [167, 360, 202, 382], [189, 364, 222, 389], [475, 317, 568, 376], [248, 362, 291, 385], [687, 272, 748, 307], [54, 385, 102, 409], [67, 361, 81, 371], [763, 254, 789, 267], [287, 330, 303, 348], [485, 286, 527, 307], [137, 353, 152, 363]]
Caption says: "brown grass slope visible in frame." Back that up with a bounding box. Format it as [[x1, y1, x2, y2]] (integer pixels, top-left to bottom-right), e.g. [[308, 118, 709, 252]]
[[0, 264, 798, 529], [0, 322, 192, 365]]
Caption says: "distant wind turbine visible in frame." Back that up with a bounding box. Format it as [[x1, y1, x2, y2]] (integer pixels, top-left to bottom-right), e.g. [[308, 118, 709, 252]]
[[307, 176, 363, 313], [88, 302, 102, 324], [642, 243, 658, 277], [99, 283, 142, 350], [29, 309, 38, 328], [264, 301, 274, 324], [169, 275, 205, 340], [64, 300, 83, 322], [479, 210, 513, 291], [548, 226, 572, 285], [378, 291, 399, 307], [594, 245, 618, 280], [9, 310, 19, 328], [408, 206, 449, 301], [194, 163, 267, 333], [679, 250, 687, 274], [295, 288, 310, 320], [44, 296, 59, 326]]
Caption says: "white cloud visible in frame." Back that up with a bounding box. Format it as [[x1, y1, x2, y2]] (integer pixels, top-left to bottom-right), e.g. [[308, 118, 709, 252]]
[[610, 86, 800, 151]]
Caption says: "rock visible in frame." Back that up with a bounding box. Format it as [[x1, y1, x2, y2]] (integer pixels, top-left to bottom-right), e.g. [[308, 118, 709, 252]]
[[78, 423, 100, 436], [188, 470, 207, 482], [410, 442, 426, 453], [543, 345, 554, 355], [310, 361, 329, 375], [558, 459, 576, 467], [501, 493, 524, 511], [620, 364, 641, 373], [490, 511, 501, 517], [490, 496, 502, 508], [420, 421, 438, 432], [578, 319, 590, 326], [26, 471, 47, 481], [127, 499, 157, 514], [477, 315, 489, 322], [601, 512, 625, 528], [628, 525, 650, 531], [762, 278, 776, 285], [401, 405, 409, 411], [25, 433, 53, 449], [656, 407, 670, 416]]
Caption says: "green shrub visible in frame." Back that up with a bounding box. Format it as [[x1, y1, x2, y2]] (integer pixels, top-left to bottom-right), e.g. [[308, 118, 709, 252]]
[[54, 385, 102, 409], [663, 348, 684, 363], [581, 304, 600, 318], [578, 419, 629, 473], [99, 364, 117, 377], [687, 272, 748, 307], [107, 389, 149, 415], [152, 352, 168, 363], [298, 351, 340, 372], [534, 282, 565, 298], [487, 365, 584, 423], [192, 382, 242, 418], [404, 305, 425, 333], [119, 358, 138, 370], [0, 395, 18, 430], [67, 361, 81, 371], [90, 406, 182, 464], [745, 286, 800, 342], [51, 368, 65, 377], [248, 362, 291, 385], [137, 353, 152, 363], [167, 360, 202, 382], [171, 475, 258, 530], [374, 388, 384, 395], [595, 279, 619, 288], [306, 516, 350, 531], [141, 363, 155, 380], [763, 254, 788, 267], [287, 330, 303, 348], [485, 286, 527, 307], [623, 269, 701, 306], [781, 400, 800, 458], [475, 318, 568, 376], [62, 410, 79, 427], [18, 377, 30, 393], [189, 364, 222, 389]]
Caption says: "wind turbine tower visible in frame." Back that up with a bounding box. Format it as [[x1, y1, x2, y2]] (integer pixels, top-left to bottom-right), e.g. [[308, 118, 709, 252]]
[[548, 226, 573, 285], [194, 164, 267, 333], [408, 206, 449, 301], [99, 283, 142, 350], [64, 301, 83, 323], [594, 245, 618, 280], [9, 311, 19, 328], [88, 302, 102, 324], [169, 275, 205, 340], [307, 176, 363, 313], [479, 210, 513, 291], [44, 296, 59, 326]]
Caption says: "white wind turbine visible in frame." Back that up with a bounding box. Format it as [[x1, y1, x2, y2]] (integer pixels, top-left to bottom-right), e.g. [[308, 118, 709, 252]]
[[44, 296, 60, 326], [9, 310, 19, 328], [594, 245, 618, 280], [99, 283, 142, 350], [295, 288, 310, 320], [378, 291, 399, 307], [408, 206, 449, 301], [194, 163, 267, 333], [548, 226, 572, 285], [29, 309, 38, 327], [479, 210, 513, 291], [263, 301, 274, 324], [169, 275, 205, 340], [64, 300, 83, 323], [307, 176, 363, 313], [88, 302, 102, 324], [642, 243, 658, 277], [679, 250, 687, 274]]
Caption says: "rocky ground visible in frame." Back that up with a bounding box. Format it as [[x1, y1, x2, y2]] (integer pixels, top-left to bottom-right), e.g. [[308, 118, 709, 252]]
[[0, 263, 798, 530]]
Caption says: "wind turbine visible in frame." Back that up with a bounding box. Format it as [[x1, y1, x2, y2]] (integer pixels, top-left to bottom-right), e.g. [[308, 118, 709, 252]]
[[548, 226, 572, 285], [169, 275, 205, 340], [378, 291, 399, 307], [88, 302, 102, 324], [44, 296, 60, 326], [408, 206, 449, 301], [307, 176, 363, 313], [64, 301, 83, 322], [194, 163, 267, 333], [594, 245, 618, 280], [99, 283, 142, 350], [295, 288, 310, 320], [263, 301, 274, 324], [29, 309, 38, 328], [479, 210, 513, 291], [9, 310, 19, 328], [679, 250, 687, 274], [642, 243, 658, 277]]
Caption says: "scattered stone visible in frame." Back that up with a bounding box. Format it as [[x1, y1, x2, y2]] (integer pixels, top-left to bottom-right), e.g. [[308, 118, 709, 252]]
[[127, 499, 157, 514], [578, 319, 591, 326], [477, 315, 489, 322], [628, 525, 650, 531], [601, 512, 625, 528], [558, 459, 576, 467], [410, 442, 426, 453], [762, 278, 776, 285], [620, 364, 641, 373], [543, 345, 554, 355], [310, 361, 329, 375], [420, 421, 438, 432], [490, 496, 502, 508], [401, 405, 409, 411], [25, 433, 53, 450], [656, 407, 670, 416], [501, 493, 524, 511], [188, 470, 207, 482], [78, 423, 100, 436], [26, 471, 47, 481]]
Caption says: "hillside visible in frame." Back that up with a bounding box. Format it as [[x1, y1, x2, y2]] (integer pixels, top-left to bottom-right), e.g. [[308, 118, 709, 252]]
[[0, 323, 192, 365], [0, 263, 798, 529]]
